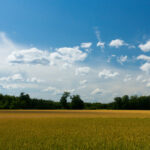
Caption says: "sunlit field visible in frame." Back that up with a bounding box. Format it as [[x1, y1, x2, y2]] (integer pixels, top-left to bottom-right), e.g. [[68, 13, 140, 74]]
[[0, 110, 150, 150]]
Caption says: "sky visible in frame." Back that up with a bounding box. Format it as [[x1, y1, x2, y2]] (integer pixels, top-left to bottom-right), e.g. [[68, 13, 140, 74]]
[[0, 0, 150, 102]]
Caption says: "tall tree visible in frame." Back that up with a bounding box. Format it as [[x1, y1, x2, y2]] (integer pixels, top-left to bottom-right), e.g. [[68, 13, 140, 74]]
[[70, 95, 84, 109], [122, 95, 129, 109], [19, 92, 31, 108], [114, 97, 122, 109], [60, 92, 70, 109]]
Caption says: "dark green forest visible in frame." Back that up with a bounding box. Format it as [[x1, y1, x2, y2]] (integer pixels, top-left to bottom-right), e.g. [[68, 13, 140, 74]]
[[0, 92, 150, 110]]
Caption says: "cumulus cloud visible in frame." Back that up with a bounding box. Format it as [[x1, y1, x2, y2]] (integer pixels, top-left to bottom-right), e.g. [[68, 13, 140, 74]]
[[80, 42, 92, 48], [137, 55, 150, 73], [50, 46, 87, 66], [8, 46, 88, 67], [138, 41, 150, 52], [140, 62, 150, 73], [91, 88, 103, 95], [117, 55, 128, 64], [56, 46, 87, 63], [8, 48, 50, 65], [98, 69, 119, 79], [75, 67, 90, 76], [137, 55, 150, 61], [109, 39, 125, 48]]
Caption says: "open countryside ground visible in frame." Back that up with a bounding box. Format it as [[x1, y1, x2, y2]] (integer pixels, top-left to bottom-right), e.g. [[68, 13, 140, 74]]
[[0, 110, 150, 150]]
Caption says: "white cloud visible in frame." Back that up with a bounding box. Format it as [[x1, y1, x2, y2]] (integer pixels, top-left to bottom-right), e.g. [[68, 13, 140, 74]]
[[0, 32, 18, 53], [50, 46, 87, 66], [109, 39, 125, 48], [8, 48, 50, 65], [0, 74, 43, 84], [79, 80, 87, 85], [43, 86, 75, 95], [62, 63, 72, 69], [117, 55, 128, 64], [1, 31, 150, 102], [91, 88, 103, 95], [56, 46, 87, 63], [138, 41, 150, 52], [136, 75, 143, 81], [81, 42, 92, 48], [137, 55, 150, 73], [123, 74, 132, 82], [26, 77, 44, 83], [98, 69, 119, 79], [12, 74, 23, 80], [95, 28, 101, 41], [97, 41, 105, 48], [140, 62, 150, 73], [1, 84, 26, 89], [137, 55, 150, 61], [43, 86, 61, 94], [146, 82, 150, 87], [75, 67, 90, 76], [8, 46, 88, 68], [0, 74, 23, 82], [95, 28, 105, 48]]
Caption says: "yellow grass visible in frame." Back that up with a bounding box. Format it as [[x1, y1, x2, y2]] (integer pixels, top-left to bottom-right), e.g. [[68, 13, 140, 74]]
[[0, 110, 150, 150]]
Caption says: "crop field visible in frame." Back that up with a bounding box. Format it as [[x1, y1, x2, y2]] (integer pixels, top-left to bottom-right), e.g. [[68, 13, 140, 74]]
[[0, 110, 150, 150]]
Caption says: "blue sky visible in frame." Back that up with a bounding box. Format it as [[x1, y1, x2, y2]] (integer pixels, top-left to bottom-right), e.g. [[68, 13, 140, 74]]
[[0, 0, 150, 102]]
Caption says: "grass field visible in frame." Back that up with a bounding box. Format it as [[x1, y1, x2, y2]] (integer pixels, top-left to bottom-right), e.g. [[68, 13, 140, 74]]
[[0, 110, 150, 150]]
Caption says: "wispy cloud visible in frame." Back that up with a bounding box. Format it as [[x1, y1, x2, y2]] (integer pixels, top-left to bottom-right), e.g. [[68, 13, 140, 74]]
[[95, 28, 105, 48], [91, 88, 103, 95]]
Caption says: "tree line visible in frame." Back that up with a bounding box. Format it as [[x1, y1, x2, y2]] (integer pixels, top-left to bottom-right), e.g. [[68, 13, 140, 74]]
[[0, 92, 150, 110]]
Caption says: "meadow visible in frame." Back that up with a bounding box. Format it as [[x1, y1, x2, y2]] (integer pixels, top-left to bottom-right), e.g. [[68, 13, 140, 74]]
[[0, 110, 150, 150]]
